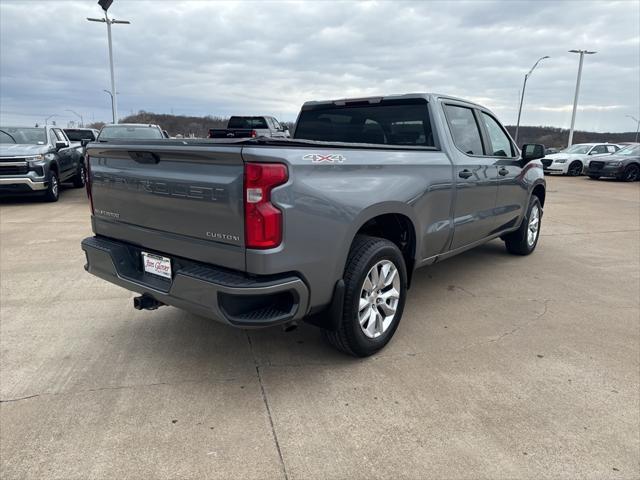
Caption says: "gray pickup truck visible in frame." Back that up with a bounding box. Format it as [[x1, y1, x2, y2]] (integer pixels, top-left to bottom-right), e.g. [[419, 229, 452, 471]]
[[0, 125, 85, 201], [208, 116, 290, 139], [81, 93, 546, 356]]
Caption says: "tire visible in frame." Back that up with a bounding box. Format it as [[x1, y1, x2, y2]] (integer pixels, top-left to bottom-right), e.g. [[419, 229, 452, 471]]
[[621, 164, 640, 182], [72, 163, 85, 188], [504, 196, 542, 255], [43, 170, 60, 202], [567, 161, 583, 176], [324, 235, 407, 357], [588, 175, 600, 180]]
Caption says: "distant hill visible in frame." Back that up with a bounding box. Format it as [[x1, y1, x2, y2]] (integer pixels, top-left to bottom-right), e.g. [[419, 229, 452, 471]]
[[89, 111, 637, 146]]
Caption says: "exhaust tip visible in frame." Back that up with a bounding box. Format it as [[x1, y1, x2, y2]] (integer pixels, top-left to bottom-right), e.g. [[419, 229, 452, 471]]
[[282, 321, 298, 333]]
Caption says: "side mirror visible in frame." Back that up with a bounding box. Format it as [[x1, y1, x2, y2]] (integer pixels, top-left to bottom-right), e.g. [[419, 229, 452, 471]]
[[81, 139, 90, 147], [55, 140, 68, 150], [521, 144, 545, 162]]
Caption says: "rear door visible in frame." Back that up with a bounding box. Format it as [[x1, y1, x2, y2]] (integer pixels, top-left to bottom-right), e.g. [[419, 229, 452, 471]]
[[478, 110, 528, 232], [442, 102, 499, 250], [87, 142, 246, 270]]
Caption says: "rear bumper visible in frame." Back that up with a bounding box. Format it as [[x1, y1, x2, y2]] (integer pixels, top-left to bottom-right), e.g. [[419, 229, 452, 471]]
[[81, 236, 309, 327], [0, 176, 47, 192]]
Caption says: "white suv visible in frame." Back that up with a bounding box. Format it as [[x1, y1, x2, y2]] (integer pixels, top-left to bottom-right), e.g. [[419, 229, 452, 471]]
[[541, 143, 621, 176]]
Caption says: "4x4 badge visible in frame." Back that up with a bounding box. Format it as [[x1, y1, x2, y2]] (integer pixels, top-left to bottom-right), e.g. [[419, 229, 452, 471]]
[[303, 153, 346, 163]]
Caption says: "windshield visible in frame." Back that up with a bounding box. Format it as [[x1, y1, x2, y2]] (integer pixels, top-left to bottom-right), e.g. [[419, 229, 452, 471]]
[[0, 127, 47, 145], [98, 125, 163, 140], [228, 117, 269, 129], [64, 129, 95, 141], [616, 144, 640, 156], [562, 144, 591, 154]]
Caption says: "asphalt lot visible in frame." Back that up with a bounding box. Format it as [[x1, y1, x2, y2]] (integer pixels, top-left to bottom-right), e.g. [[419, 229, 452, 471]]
[[1, 176, 639, 479]]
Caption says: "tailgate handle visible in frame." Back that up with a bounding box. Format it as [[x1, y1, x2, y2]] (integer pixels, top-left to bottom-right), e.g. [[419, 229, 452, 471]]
[[128, 151, 160, 164]]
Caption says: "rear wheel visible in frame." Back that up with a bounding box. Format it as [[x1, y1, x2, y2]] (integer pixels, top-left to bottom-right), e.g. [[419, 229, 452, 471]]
[[72, 163, 85, 188], [324, 235, 407, 357], [43, 170, 59, 202], [621, 164, 640, 182], [567, 161, 583, 176], [588, 175, 600, 180], [504, 196, 542, 255]]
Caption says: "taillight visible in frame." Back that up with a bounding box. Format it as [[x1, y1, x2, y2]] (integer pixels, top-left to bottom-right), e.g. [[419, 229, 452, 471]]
[[250, 129, 257, 138], [85, 153, 94, 214], [244, 162, 288, 249]]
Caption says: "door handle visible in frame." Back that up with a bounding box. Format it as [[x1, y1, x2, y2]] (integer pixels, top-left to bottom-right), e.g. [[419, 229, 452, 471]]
[[498, 167, 509, 176], [458, 169, 473, 179]]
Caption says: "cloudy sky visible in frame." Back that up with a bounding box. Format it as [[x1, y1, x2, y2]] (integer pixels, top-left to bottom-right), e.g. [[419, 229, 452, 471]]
[[1, 0, 638, 131]]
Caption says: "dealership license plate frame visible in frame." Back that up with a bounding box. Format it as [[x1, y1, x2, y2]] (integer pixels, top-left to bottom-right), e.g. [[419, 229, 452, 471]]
[[142, 251, 172, 280]]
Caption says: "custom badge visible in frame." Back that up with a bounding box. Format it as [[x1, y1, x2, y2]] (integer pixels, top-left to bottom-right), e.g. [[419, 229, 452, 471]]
[[303, 153, 346, 164]]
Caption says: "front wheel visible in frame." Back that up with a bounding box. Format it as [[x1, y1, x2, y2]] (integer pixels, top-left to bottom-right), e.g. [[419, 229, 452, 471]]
[[324, 235, 407, 357], [43, 170, 60, 202], [567, 161, 583, 176], [503, 196, 542, 255]]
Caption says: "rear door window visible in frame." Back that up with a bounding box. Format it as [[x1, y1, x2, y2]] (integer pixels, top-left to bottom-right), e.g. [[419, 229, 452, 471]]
[[444, 104, 484, 155], [590, 145, 608, 154]]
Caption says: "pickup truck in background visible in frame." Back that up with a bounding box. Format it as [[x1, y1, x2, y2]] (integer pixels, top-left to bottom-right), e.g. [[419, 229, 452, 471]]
[[81, 93, 546, 356], [0, 125, 85, 201], [208, 116, 290, 139]]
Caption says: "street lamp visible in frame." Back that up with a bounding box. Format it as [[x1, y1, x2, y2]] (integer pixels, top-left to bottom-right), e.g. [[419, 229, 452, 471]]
[[626, 115, 640, 143], [45, 114, 57, 125], [103, 90, 115, 123], [87, 0, 130, 124], [567, 49, 597, 147], [65, 109, 84, 127], [515, 55, 550, 144]]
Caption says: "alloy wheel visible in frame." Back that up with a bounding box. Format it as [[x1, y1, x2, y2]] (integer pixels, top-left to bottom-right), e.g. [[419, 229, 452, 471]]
[[527, 205, 540, 247], [358, 260, 401, 338]]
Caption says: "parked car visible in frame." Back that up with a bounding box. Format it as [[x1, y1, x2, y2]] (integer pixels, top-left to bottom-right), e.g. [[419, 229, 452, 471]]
[[208, 116, 290, 139], [63, 128, 99, 143], [584, 143, 640, 181], [0, 126, 85, 201], [97, 123, 165, 141], [541, 143, 621, 176], [81, 93, 546, 357]]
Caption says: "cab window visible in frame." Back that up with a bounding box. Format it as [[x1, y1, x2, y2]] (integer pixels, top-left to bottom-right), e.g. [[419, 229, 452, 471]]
[[444, 104, 484, 155], [481, 112, 515, 157]]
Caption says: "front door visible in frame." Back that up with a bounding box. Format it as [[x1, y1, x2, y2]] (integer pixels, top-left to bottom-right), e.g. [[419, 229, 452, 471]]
[[478, 111, 529, 232], [443, 103, 499, 250]]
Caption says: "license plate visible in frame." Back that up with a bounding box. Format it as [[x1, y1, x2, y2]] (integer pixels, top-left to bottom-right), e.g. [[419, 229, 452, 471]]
[[142, 252, 172, 279]]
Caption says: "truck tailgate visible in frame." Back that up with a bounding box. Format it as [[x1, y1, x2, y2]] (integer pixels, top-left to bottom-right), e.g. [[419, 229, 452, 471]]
[[86, 143, 245, 271]]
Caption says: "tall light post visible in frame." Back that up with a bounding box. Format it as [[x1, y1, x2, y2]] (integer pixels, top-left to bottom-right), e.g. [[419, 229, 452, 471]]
[[65, 109, 84, 127], [87, 0, 129, 124], [567, 49, 596, 147], [45, 114, 57, 125], [103, 90, 115, 123], [626, 115, 640, 143], [515, 55, 550, 144]]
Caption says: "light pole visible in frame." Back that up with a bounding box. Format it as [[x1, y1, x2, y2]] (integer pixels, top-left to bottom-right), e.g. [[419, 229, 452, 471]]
[[65, 109, 84, 127], [103, 90, 116, 123], [567, 49, 596, 147], [515, 55, 550, 144], [45, 114, 57, 125], [87, 0, 129, 124], [626, 115, 640, 143]]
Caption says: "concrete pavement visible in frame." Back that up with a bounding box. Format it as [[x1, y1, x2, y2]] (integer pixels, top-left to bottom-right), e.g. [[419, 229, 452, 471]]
[[1, 177, 639, 479]]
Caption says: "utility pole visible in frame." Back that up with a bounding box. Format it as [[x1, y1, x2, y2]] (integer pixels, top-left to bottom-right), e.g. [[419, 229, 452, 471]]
[[515, 56, 550, 144], [87, 0, 130, 124], [567, 49, 596, 147]]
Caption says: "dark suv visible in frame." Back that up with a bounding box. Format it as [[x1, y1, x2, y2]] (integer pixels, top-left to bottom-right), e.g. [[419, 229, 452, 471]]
[[0, 126, 85, 201]]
